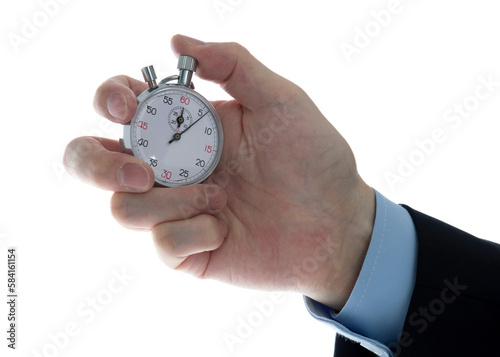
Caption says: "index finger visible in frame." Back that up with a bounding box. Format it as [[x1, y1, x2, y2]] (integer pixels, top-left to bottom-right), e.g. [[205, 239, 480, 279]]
[[93, 75, 148, 124]]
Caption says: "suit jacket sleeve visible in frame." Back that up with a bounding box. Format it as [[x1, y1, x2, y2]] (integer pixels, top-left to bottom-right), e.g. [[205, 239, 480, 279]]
[[397, 205, 500, 356]]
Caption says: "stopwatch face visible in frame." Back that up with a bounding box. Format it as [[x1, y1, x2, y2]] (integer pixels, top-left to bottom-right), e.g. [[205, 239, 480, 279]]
[[128, 86, 223, 187]]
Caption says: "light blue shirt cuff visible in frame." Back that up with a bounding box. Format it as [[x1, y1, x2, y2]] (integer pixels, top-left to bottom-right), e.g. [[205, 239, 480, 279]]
[[304, 189, 418, 354]]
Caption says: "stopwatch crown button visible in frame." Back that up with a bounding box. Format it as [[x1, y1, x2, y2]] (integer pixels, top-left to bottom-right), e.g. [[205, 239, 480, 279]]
[[178, 56, 198, 72], [142, 65, 158, 89]]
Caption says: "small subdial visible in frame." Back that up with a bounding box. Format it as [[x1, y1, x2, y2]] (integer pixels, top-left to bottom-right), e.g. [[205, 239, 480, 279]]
[[168, 106, 193, 132]]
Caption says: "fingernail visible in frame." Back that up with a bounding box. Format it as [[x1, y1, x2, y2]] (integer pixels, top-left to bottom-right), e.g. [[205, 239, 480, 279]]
[[205, 185, 226, 212], [107, 93, 128, 121], [118, 164, 150, 191]]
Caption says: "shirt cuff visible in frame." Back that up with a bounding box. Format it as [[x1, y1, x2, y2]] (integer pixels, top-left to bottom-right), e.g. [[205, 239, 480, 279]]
[[304, 189, 418, 354]]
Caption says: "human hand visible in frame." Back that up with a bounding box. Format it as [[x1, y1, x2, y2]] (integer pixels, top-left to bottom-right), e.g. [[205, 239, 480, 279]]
[[63, 34, 375, 311]]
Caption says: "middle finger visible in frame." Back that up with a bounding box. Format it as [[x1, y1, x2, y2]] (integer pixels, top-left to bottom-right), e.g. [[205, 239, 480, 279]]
[[110, 184, 227, 229]]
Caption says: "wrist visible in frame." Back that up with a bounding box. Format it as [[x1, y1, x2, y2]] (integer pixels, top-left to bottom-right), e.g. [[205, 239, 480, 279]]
[[306, 179, 375, 311]]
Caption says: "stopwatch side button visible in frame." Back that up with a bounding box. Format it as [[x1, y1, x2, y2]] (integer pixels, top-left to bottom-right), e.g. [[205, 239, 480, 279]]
[[142, 65, 158, 89]]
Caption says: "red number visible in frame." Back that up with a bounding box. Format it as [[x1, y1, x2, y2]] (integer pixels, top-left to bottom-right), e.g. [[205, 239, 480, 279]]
[[137, 121, 148, 130], [180, 96, 190, 105], [204, 145, 213, 153], [161, 170, 172, 180]]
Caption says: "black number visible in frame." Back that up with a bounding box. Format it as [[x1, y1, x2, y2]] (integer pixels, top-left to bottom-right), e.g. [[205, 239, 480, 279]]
[[179, 169, 189, 178], [147, 106, 157, 115], [163, 96, 173, 105], [198, 109, 204, 117], [195, 159, 206, 167], [149, 158, 158, 167], [204, 127, 213, 135], [138, 138, 148, 147]]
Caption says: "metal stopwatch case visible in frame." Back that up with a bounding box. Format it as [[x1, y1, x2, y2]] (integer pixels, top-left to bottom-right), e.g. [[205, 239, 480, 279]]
[[121, 56, 224, 187]]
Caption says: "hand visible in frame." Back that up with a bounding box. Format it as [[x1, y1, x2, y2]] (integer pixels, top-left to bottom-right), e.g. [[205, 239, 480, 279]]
[[63, 34, 375, 311]]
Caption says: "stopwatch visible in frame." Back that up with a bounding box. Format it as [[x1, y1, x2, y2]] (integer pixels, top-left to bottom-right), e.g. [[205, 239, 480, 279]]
[[120, 56, 223, 187]]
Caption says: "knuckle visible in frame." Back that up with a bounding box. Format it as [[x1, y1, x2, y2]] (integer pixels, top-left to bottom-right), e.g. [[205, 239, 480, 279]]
[[153, 224, 179, 255], [87, 147, 122, 189], [110, 193, 133, 224], [228, 41, 249, 56], [190, 185, 210, 211], [152, 215, 223, 258], [175, 186, 208, 219], [198, 215, 224, 247]]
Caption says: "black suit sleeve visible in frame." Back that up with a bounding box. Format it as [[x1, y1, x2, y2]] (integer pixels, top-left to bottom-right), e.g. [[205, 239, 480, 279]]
[[334, 334, 378, 357], [396, 205, 500, 356]]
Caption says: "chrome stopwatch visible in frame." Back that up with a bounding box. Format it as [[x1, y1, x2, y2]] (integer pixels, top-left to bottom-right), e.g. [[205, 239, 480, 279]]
[[121, 56, 223, 187]]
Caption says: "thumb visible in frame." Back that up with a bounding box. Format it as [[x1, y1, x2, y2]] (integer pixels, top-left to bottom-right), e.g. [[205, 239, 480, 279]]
[[170, 34, 295, 112]]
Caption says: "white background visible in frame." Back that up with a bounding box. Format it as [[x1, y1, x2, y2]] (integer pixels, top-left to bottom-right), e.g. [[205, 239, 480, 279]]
[[1, 0, 499, 356]]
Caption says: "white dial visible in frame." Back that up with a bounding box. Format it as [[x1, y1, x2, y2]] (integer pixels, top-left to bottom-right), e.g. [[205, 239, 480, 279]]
[[126, 86, 223, 187]]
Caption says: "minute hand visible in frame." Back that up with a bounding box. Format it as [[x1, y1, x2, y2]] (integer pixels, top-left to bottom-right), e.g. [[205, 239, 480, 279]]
[[168, 110, 209, 144]]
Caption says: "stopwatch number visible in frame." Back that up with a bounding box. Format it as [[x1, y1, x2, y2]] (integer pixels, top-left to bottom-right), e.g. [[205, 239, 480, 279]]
[[161, 170, 172, 180], [163, 96, 173, 105], [204, 127, 212, 135], [146, 106, 157, 115], [195, 159, 205, 167], [137, 121, 148, 130], [137, 138, 148, 147], [179, 169, 189, 178], [149, 158, 158, 167], [204, 145, 213, 153], [180, 96, 190, 105]]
